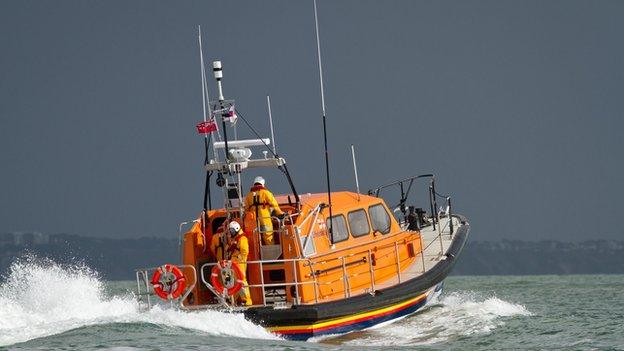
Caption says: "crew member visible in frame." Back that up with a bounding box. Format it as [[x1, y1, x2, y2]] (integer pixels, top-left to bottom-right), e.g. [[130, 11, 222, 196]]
[[227, 221, 251, 306], [244, 176, 284, 245], [209, 225, 226, 261]]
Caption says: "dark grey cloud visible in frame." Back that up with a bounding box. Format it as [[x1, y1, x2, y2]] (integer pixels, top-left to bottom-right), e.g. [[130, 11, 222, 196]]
[[1, 0, 622, 241]]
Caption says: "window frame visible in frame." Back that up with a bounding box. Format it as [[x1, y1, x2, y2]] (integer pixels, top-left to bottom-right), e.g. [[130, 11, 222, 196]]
[[368, 203, 392, 234], [347, 208, 371, 238], [328, 214, 349, 244], [299, 233, 316, 257]]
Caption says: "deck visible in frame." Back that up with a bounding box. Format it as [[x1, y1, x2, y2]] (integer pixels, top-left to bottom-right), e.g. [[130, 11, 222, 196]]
[[374, 215, 459, 290]]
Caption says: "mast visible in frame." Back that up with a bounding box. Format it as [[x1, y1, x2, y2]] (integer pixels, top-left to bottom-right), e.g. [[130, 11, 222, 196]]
[[313, 0, 334, 239], [213, 61, 230, 157], [198, 26, 212, 211]]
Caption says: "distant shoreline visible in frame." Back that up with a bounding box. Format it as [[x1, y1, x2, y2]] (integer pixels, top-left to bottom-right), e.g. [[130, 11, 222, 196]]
[[2, 233, 624, 280]]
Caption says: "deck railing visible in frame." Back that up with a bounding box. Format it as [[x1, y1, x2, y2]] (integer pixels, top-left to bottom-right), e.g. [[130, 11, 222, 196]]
[[195, 218, 454, 308], [144, 197, 455, 309], [135, 264, 198, 309], [136, 216, 455, 310]]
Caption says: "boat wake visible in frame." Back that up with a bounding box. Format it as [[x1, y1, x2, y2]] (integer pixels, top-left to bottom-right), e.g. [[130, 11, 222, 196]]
[[314, 290, 532, 346], [0, 255, 277, 347]]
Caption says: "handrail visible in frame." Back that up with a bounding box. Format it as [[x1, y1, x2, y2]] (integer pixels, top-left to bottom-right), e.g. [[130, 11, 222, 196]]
[[367, 173, 456, 236], [301, 204, 323, 257], [200, 258, 317, 306], [310, 257, 367, 276], [178, 219, 200, 260], [134, 264, 202, 309], [368, 174, 439, 231], [192, 216, 457, 307], [296, 204, 322, 231], [367, 173, 434, 197]]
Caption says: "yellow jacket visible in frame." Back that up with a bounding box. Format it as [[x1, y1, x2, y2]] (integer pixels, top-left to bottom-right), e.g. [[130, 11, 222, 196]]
[[244, 185, 283, 222], [228, 232, 249, 265], [229, 231, 251, 305], [210, 232, 226, 261]]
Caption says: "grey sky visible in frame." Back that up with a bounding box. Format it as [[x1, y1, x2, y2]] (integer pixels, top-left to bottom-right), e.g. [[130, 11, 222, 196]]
[[1, 1, 622, 241]]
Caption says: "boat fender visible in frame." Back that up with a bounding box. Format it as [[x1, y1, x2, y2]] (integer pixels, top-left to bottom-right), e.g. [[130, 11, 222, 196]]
[[210, 260, 244, 296], [151, 264, 186, 300]]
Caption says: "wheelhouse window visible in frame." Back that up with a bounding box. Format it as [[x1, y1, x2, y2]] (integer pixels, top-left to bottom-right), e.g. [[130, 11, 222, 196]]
[[328, 215, 349, 243], [369, 204, 391, 234], [348, 209, 370, 237], [299, 233, 316, 257]]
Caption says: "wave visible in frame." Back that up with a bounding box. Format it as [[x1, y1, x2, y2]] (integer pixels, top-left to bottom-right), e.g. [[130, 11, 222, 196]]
[[327, 290, 532, 346], [0, 255, 277, 347]]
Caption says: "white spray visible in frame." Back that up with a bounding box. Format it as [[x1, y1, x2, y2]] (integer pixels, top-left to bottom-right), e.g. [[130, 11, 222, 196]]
[[0, 256, 277, 347]]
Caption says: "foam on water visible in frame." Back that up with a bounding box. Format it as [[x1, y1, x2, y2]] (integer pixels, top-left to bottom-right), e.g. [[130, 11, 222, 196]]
[[0, 256, 277, 347], [335, 291, 532, 346]]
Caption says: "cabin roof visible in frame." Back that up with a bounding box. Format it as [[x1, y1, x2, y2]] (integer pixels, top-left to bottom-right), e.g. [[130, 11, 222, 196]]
[[275, 191, 386, 213]]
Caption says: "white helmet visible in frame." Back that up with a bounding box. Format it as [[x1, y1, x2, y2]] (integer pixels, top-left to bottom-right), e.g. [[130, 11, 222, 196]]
[[228, 221, 241, 235], [253, 176, 265, 186]]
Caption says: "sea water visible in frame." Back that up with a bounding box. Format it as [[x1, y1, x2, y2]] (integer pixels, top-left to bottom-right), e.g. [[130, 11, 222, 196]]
[[1, 256, 622, 350]]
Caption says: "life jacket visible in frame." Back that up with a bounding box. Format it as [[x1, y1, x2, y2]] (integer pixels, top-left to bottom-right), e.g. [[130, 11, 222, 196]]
[[228, 231, 249, 263], [210, 232, 227, 261], [248, 185, 271, 209]]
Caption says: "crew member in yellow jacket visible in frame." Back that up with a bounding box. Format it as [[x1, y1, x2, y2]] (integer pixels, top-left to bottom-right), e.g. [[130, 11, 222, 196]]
[[227, 221, 251, 306], [244, 176, 284, 245], [209, 228, 226, 261]]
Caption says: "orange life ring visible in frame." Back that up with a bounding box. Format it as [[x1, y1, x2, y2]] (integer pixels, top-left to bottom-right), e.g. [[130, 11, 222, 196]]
[[210, 260, 244, 296], [151, 264, 186, 300]]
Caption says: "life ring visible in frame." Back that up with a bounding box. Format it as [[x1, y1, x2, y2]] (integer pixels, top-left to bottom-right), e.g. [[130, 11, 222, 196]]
[[151, 264, 186, 300], [210, 260, 244, 296]]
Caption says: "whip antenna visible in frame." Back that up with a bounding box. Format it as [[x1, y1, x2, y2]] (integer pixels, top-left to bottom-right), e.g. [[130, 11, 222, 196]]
[[198, 25, 212, 211], [351, 144, 360, 201], [267, 95, 277, 156], [313, 0, 334, 239]]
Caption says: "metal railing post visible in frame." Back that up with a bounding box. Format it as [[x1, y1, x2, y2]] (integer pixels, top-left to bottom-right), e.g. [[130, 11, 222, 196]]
[[448, 197, 454, 235], [144, 270, 152, 308], [429, 184, 436, 230], [341, 257, 350, 298], [136, 271, 142, 304], [418, 235, 426, 273], [432, 182, 444, 254], [394, 242, 402, 283], [307, 259, 319, 303], [431, 179, 439, 226], [292, 259, 300, 304], [438, 229, 445, 255], [259, 261, 266, 306]]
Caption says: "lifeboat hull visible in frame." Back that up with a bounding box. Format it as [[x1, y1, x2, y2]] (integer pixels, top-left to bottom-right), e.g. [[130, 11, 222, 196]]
[[244, 218, 469, 340]]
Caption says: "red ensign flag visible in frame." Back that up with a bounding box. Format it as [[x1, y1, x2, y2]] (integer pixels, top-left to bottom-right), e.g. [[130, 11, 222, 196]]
[[196, 120, 217, 134]]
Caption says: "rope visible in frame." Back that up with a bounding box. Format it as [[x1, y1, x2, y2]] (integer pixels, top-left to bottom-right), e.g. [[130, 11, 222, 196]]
[[234, 108, 278, 158], [433, 190, 450, 199]]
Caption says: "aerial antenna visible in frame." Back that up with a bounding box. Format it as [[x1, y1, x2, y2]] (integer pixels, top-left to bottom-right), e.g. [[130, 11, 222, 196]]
[[266, 95, 277, 156], [351, 144, 360, 201], [313, 0, 334, 239], [198, 25, 212, 211]]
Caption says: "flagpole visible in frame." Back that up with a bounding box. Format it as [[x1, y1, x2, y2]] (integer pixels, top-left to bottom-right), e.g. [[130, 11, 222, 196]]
[[313, 0, 334, 239]]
